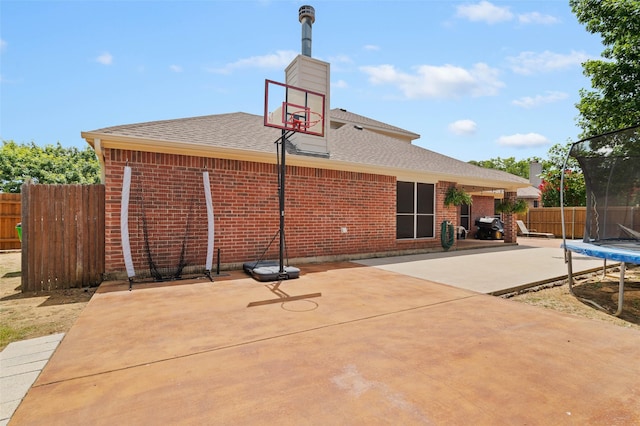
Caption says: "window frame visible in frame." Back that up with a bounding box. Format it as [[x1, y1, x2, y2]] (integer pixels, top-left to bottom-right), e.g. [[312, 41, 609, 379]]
[[459, 202, 471, 231], [396, 181, 435, 240]]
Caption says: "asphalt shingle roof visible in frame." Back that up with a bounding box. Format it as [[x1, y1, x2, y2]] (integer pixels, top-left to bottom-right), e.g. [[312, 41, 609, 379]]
[[329, 108, 420, 140], [85, 111, 528, 188], [89, 112, 282, 154], [517, 185, 541, 198]]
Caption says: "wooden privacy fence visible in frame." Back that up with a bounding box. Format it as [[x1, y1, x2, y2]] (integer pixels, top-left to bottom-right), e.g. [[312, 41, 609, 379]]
[[0, 193, 21, 250], [517, 206, 640, 239], [517, 207, 586, 238], [21, 183, 105, 292]]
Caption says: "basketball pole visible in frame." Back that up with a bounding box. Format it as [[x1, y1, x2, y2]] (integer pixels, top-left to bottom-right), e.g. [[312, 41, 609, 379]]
[[249, 79, 324, 282], [279, 128, 286, 275]]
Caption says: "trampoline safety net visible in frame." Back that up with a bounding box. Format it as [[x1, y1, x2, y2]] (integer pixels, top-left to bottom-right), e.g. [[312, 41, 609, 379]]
[[568, 125, 640, 250]]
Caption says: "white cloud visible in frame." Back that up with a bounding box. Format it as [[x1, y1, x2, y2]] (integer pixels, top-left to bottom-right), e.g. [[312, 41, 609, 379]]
[[328, 54, 353, 64], [169, 64, 183, 73], [449, 120, 477, 136], [497, 133, 550, 148], [512, 91, 568, 108], [0, 39, 7, 52], [507, 50, 590, 75], [332, 80, 348, 89], [360, 62, 504, 99], [364, 44, 380, 51], [208, 50, 297, 74], [518, 12, 560, 25], [96, 52, 113, 65], [456, 1, 513, 24]]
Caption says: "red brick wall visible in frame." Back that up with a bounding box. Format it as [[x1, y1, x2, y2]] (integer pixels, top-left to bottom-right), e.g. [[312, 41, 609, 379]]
[[105, 150, 218, 277], [436, 182, 459, 226], [502, 191, 518, 243], [469, 195, 496, 238], [103, 149, 430, 276], [103, 149, 497, 276], [435, 181, 458, 248], [277, 166, 398, 258]]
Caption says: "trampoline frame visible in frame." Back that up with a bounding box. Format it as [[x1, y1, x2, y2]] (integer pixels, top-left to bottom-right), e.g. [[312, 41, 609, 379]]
[[562, 241, 636, 316], [560, 125, 640, 317]]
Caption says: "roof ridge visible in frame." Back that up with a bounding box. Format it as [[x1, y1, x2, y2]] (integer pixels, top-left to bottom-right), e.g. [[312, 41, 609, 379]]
[[329, 108, 419, 138]]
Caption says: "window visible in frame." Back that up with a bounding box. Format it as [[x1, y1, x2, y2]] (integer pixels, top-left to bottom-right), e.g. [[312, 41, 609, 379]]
[[460, 203, 470, 230], [396, 182, 435, 239], [494, 199, 502, 220]]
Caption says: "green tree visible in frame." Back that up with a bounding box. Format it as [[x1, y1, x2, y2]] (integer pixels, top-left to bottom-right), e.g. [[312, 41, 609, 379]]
[[0, 141, 101, 193], [470, 145, 587, 207], [539, 143, 586, 207], [570, 0, 640, 137], [467, 157, 537, 179]]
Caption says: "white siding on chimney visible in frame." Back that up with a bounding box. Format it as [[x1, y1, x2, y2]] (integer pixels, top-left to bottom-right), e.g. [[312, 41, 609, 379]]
[[285, 55, 330, 155], [529, 162, 542, 188]]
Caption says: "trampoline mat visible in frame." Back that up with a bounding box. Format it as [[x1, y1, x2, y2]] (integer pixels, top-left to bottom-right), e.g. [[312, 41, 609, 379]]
[[564, 240, 640, 264]]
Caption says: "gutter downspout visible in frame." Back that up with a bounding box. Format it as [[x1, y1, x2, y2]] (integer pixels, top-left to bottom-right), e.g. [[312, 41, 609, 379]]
[[93, 138, 106, 184]]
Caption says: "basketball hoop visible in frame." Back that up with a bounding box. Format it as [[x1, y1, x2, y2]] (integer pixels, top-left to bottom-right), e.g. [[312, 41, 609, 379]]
[[287, 110, 323, 132], [264, 79, 326, 137]]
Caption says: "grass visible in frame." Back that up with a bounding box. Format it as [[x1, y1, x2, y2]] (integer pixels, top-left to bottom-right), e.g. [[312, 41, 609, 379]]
[[0, 324, 37, 350], [1, 251, 95, 351]]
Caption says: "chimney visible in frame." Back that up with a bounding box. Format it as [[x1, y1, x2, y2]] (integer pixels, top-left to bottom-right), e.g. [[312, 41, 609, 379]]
[[286, 5, 329, 156], [529, 162, 542, 188], [299, 5, 315, 57]]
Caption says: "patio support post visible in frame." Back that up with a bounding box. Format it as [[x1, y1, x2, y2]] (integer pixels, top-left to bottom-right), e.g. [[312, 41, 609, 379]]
[[437, 181, 458, 249], [503, 191, 518, 243]]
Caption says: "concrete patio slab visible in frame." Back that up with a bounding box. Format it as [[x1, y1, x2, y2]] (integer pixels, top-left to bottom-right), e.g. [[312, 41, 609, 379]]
[[357, 238, 607, 294], [9, 262, 640, 425]]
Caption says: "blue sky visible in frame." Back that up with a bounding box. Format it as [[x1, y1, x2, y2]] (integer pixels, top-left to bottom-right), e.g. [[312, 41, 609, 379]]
[[1, 0, 603, 162]]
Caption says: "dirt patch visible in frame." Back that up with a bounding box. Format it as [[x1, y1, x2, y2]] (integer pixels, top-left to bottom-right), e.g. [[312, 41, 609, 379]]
[[0, 251, 95, 350], [1, 251, 639, 351], [507, 265, 640, 331]]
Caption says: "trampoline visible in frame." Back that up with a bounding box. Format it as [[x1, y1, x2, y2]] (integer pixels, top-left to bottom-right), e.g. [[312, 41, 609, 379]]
[[561, 125, 640, 316]]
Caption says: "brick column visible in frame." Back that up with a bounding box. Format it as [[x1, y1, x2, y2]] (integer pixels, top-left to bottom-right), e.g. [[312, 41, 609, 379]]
[[436, 181, 459, 248], [503, 191, 518, 243]]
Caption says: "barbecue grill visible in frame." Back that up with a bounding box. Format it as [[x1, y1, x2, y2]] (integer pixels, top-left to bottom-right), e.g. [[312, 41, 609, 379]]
[[475, 216, 504, 240]]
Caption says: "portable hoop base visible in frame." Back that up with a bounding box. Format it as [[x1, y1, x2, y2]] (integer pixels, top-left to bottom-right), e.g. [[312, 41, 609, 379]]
[[243, 261, 300, 282], [251, 265, 301, 282]]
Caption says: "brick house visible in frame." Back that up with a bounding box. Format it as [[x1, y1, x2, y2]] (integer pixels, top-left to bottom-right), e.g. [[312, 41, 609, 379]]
[[81, 55, 529, 280], [518, 185, 542, 209]]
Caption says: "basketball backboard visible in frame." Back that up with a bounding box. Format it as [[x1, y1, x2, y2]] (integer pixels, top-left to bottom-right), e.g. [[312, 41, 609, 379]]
[[264, 79, 325, 137]]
